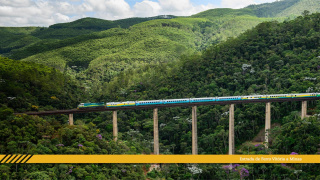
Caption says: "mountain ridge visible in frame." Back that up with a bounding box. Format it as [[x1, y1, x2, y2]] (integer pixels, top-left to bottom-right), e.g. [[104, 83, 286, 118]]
[[1, 0, 320, 98]]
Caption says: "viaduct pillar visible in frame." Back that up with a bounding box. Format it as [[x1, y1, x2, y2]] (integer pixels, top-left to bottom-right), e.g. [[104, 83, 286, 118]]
[[113, 111, 118, 142], [153, 108, 159, 155], [192, 106, 198, 155], [301, 101, 307, 119], [265, 102, 271, 147], [68, 114, 73, 125], [229, 104, 235, 155]]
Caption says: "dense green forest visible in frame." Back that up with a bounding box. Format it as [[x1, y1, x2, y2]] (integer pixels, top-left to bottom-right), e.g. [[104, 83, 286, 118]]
[[0, 57, 81, 112], [1, 0, 320, 179], [2, 0, 319, 101], [14, 13, 273, 98]]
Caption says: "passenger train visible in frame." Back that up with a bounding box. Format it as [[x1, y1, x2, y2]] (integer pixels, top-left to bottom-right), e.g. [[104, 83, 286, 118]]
[[78, 93, 320, 109]]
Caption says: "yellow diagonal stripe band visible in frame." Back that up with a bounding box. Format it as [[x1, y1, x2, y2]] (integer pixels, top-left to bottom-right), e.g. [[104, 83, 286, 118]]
[[0, 155, 319, 163]]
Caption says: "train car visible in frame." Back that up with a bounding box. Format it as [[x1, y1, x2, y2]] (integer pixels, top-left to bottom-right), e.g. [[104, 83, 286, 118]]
[[291, 93, 317, 98], [241, 95, 262, 100], [266, 94, 290, 99], [163, 98, 190, 104], [106, 101, 135, 107], [190, 97, 215, 103], [136, 100, 163, 106], [216, 96, 241, 101], [78, 102, 105, 109]]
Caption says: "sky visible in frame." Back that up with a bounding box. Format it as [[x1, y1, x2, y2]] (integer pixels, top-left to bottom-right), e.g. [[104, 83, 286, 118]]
[[0, 0, 278, 27]]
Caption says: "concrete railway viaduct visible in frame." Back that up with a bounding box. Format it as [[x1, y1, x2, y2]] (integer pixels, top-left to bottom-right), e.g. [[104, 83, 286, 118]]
[[16, 96, 320, 155]]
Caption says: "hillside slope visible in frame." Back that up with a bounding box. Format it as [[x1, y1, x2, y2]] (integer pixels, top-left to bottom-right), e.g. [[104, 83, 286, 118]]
[[0, 57, 81, 112], [247, 0, 300, 17], [0, 27, 41, 54], [101, 13, 320, 157], [275, 0, 320, 17], [3, 0, 320, 99], [0, 15, 176, 56], [18, 14, 272, 97], [33, 15, 177, 39], [247, 0, 320, 18]]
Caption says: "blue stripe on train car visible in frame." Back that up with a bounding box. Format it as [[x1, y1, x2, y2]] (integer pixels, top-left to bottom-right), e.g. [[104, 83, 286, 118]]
[[190, 99, 215, 103], [216, 98, 241, 101], [136, 102, 163, 106], [163, 100, 189, 104]]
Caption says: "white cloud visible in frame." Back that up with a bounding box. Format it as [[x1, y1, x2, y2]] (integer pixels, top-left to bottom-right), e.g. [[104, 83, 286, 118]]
[[221, 0, 278, 9], [0, 0, 72, 26], [0, 0, 214, 26], [0, 0, 278, 27], [133, 0, 161, 17], [133, 0, 215, 17], [0, 0, 33, 7], [53, 13, 70, 22], [84, 0, 133, 19], [255, 0, 277, 3], [159, 0, 193, 12]]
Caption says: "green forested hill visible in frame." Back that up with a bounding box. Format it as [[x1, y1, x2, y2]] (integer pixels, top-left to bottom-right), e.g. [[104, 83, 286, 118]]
[[247, 0, 300, 17], [1, 2, 320, 179], [2, 0, 320, 63], [83, 13, 320, 178], [103, 12, 320, 155], [14, 13, 273, 98], [32, 15, 177, 39], [0, 15, 176, 56], [275, 0, 320, 17], [0, 57, 81, 112], [247, 0, 320, 18], [2, 0, 320, 99], [191, 8, 256, 18], [0, 27, 41, 54], [49, 16, 176, 30]]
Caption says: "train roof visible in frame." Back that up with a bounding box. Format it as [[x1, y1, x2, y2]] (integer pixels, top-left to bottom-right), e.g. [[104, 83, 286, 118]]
[[191, 97, 215, 99], [107, 101, 135, 104], [217, 96, 241, 98], [163, 99, 189, 101], [137, 100, 162, 102]]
